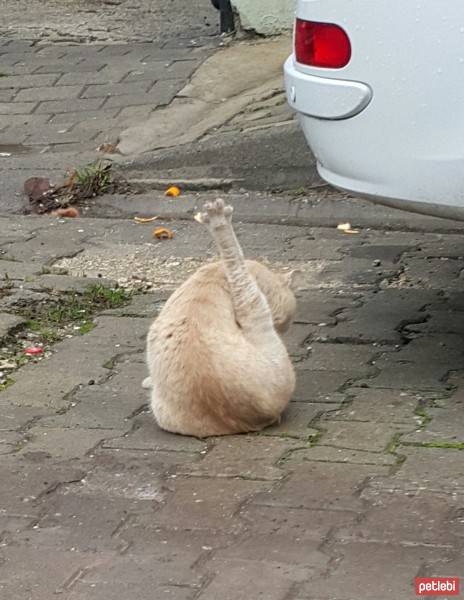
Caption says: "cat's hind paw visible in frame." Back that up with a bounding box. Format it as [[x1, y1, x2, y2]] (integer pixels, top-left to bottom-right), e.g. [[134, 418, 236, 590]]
[[194, 198, 233, 227]]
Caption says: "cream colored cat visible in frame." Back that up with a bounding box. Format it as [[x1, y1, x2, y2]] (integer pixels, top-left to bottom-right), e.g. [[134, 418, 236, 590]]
[[144, 199, 297, 438]]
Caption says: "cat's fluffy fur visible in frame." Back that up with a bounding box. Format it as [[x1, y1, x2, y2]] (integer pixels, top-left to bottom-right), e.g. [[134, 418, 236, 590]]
[[144, 199, 297, 438]]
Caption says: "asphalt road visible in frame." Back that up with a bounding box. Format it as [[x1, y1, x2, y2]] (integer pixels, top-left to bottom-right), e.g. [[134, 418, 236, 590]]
[[0, 0, 219, 43]]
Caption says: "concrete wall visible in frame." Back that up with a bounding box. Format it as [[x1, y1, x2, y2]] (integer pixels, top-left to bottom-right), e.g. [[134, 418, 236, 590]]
[[231, 0, 295, 35]]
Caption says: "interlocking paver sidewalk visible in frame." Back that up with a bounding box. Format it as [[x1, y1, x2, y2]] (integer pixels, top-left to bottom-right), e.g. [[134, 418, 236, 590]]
[[0, 40, 214, 154], [0, 200, 463, 599]]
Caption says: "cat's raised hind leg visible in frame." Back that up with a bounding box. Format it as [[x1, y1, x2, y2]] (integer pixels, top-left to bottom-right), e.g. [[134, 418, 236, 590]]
[[195, 199, 273, 335]]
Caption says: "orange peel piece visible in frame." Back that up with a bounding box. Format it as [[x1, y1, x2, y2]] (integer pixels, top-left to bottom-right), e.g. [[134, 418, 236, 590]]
[[153, 227, 174, 240], [51, 207, 80, 218], [165, 186, 181, 197]]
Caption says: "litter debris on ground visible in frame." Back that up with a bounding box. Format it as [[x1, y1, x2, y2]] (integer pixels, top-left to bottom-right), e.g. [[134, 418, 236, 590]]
[[134, 216, 159, 224], [153, 227, 175, 240], [50, 207, 81, 218], [97, 142, 120, 154], [23, 160, 125, 215], [337, 222, 360, 234], [24, 346, 44, 356], [165, 186, 181, 197]]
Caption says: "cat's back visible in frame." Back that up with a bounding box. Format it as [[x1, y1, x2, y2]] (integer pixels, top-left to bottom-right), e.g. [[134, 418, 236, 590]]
[[147, 261, 235, 350]]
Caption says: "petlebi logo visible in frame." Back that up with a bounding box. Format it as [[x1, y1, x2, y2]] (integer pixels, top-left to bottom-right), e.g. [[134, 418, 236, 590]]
[[416, 577, 460, 596]]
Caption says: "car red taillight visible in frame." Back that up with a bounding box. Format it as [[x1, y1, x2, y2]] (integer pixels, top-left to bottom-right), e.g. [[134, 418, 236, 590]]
[[295, 19, 351, 68]]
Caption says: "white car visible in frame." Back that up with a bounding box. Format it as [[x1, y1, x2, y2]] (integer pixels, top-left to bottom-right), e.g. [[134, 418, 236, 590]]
[[284, 1, 464, 220]]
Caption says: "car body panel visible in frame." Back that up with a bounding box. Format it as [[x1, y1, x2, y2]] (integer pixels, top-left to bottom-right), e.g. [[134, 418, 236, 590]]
[[285, 0, 464, 215]]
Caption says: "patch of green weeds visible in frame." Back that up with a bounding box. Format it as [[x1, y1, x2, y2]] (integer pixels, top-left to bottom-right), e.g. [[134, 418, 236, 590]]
[[0, 284, 132, 384], [78, 321, 96, 335], [71, 160, 112, 197], [25, 319, 61, 344], [410, 441, 464, 450], [84, 284, 130, 309], [0, 378, 15, 391]]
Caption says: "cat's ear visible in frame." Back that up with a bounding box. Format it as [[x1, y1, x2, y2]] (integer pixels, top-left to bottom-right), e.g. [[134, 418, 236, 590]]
[[285, 269, 304, 290]]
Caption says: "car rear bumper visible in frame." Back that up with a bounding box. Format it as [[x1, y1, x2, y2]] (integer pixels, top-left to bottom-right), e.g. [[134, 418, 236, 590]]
[[284, 56, 372, 120]]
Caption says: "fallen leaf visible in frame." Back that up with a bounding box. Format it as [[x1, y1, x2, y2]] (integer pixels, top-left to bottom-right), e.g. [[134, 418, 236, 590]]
[[153, 227, 174, 240], [337, 222, 359, 234], [165, 186, 181, 197], [50, 207, 80, 218], [24, 177, 53, 202], [24, 347, 44, 356], [97, 142, 120, 154], [134, 215, 159, 224]]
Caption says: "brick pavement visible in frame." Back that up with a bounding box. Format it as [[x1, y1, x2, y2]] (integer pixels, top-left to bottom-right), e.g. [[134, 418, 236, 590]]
[[0, 200, 463, 599], [0, 39, 214, 154]]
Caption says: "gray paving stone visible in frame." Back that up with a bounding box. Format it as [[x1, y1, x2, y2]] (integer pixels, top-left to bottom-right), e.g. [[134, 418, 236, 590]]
[[0, 456, 85, 516], [35, 491, 136, 553], [216, 532, 329, 574], [401, 385, 464, 445], [406, 310, 464, 335], [23, 127, 94, 145], [81, 81, 152, 98], [0, 73, 58, 88], [0, 402, 51, 432], [335, 492, 462, 547], [175, 435, 302, 481], [294, 293, 358, 325], [364, 334, 464, 391], [293, 370, 351, 401], [252, 462, 390, 511], [322, 288, 440, 344], [0, 112, 51, 128], [48, 107, 119, 125], [331, 387, 421, 425], [397, 256, 464, 290], [103, 417, 207, 453], [0, 89, 17, 102], [239, 504, 359, 539], [14, 85, 83, 102], [318, 421, 411, 453], [0, 312, 25, 340], [365, 447, 464, 496], [0, 316, 149, 409], [0, 544, 95, 600], [0, 101, 37, 114], [30, 273, 116, 293], [264, 402, 336, 439], [22, 426, 120, 460], [199, 557, 308, 599], [103, 79, 183, 108], [283, 322, 314, 357], [152, 477, 268, 533], [303, 343, 377, 373], [0, 431, 23, 455], [56, 68, 130, 85], [39, 359, 147, 430], [33, 61, 107, 73], [286, 445, 398, 466], [347, 243, 412, 263], [35, 96, 105, 114], [68, 555, 202, 596], [0, 515, 34, 537], [297, 543, 447, 600]]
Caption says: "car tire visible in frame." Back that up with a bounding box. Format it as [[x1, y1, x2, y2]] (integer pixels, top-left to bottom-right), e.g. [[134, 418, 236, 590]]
[[211, 0, 220, 9]]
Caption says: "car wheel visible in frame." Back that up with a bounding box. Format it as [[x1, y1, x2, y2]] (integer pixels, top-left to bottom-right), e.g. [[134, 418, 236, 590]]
[[211, 0, 220, 9]]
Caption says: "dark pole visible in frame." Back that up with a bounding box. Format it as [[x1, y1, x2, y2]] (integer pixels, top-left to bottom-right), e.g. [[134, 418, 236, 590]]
[[218, 0, 235, 33]]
